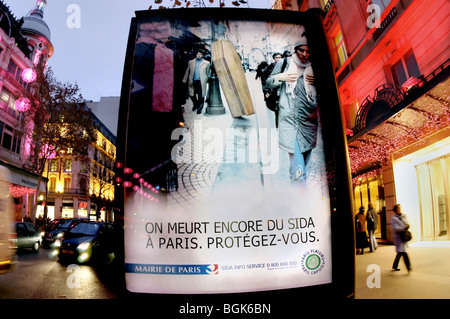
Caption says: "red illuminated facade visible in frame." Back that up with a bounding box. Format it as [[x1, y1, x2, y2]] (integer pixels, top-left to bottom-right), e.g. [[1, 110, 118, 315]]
[[294, 0, 449, 244]]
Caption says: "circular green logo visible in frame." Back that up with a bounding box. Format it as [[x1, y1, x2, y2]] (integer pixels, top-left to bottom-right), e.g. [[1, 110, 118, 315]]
[[305, 254, 321, 270]]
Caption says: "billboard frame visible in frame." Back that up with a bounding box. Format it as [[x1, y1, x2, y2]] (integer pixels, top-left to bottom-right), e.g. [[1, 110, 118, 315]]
[[115, 7, 355, 306]]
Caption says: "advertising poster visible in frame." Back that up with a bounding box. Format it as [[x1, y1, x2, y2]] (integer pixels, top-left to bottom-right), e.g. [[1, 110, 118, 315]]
[[117, 9, 352, 295]]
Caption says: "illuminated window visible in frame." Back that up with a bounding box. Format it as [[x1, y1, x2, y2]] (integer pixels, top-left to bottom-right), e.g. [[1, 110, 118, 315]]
[[390, 51, 421, 87], [64, 159, 72, 172], [50, 159, 58, 172], [319, 0, 332, 10], [334, 28, 348, 69], [0, 89, 21, 120]]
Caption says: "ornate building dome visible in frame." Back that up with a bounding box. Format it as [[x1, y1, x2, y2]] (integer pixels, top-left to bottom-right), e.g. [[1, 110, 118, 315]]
[[20, 0, 53, 62]]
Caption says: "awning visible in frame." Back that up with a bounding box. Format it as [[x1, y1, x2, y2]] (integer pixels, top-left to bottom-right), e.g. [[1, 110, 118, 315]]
[[348, 62, 450, 175], [0, 161, 40, 189]]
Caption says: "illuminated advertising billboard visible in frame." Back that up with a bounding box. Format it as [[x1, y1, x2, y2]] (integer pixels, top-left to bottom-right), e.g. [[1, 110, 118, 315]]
[[116, 8, 354, 297]]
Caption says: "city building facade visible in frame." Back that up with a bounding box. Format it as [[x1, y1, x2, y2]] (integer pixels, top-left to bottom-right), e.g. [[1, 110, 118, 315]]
[[1, 1, 117, 223], [287, 0, 449, 244], [0, 0, 53, 221], [37, 109, 117, 222]]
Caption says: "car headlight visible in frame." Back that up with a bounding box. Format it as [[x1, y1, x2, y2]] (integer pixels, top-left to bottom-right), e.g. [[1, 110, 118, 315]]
[[77, 242, 91, 251], [56, 233, 63, 238], [54, 239, 61, 247]]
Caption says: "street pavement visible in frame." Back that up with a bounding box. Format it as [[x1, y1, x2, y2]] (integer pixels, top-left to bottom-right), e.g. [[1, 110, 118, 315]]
[[168, 71, 327, 210], [0, 248, 119, 299], [355, 242, 450, 299]]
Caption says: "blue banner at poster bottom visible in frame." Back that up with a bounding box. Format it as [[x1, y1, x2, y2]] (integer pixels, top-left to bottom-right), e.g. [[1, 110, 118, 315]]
[[126, 263, 219, 275]]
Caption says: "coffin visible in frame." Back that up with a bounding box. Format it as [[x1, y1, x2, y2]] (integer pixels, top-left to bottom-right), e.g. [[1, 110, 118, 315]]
[[212, 40, 255, 117]]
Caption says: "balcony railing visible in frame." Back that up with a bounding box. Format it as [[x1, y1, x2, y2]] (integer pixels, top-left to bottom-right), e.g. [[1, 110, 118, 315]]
[[350, 58, 450, 137], [372, 7, 398, 41]]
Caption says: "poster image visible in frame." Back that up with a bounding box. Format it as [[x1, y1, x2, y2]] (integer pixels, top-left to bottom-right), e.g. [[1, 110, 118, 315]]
[[118, 9, 347, 294]]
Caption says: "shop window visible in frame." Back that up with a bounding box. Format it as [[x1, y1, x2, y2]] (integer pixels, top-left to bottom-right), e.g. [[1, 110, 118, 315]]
[[416, 154, 450, 241], [353, 174, 384, 237], [390, 51, 421, 87]]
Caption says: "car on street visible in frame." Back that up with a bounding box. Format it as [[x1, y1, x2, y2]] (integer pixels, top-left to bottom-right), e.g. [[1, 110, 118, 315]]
[[58, 220, 117, 264], [42, 218, 80, 248], [15, 222, 42, 252]]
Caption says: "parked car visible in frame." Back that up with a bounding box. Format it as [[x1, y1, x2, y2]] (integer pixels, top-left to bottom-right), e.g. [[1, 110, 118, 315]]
[[58, 221, 117, 264], [0, 166, 16, 274], [42, 218, 80, 248], [15, 222, 41, 252]]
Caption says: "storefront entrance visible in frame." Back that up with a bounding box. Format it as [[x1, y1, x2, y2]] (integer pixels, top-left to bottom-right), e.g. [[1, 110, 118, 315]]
[[416, 154, 450, 241], [353, 174, 384, 239]]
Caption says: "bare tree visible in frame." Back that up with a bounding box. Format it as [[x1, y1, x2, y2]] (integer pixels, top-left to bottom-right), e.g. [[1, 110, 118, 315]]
[[19, 63, 97, 223]]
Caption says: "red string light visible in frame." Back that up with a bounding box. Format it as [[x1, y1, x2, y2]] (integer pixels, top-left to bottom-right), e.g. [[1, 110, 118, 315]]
[[9, 184, 36, 198]]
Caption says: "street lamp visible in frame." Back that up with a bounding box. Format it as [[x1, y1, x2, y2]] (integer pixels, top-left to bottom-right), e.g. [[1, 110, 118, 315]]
[[206, 66, 226, 115], [206, 20, 226, 115]]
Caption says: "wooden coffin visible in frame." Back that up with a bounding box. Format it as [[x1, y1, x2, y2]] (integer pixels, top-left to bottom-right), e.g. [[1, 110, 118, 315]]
[[212, 40, 255, 117]]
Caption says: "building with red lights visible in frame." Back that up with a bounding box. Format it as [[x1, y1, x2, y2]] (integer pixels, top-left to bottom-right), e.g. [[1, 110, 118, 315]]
[[1, 1, 116, 223], [0, 0, 53, 221], [290, 0, 449, 244]]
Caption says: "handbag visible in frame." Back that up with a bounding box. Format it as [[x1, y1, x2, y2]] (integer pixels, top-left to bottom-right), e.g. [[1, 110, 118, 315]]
[[400, 229, 412, 242], [264, 58, 288, 112]]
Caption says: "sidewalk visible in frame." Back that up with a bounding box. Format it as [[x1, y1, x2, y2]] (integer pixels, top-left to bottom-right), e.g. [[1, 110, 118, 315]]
[[168, 72, 290, 210], [355, 242, 450, 299]]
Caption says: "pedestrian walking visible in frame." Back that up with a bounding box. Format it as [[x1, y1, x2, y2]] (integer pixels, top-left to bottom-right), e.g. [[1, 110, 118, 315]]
[[391, 204, 412, 272], [366, 202, 378, 252], [265, 36, 318, 184], [355, 206, 368, 255], [183, 49, 211, 114]]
